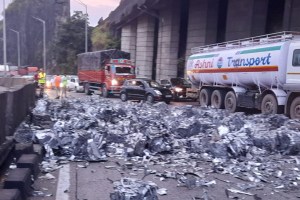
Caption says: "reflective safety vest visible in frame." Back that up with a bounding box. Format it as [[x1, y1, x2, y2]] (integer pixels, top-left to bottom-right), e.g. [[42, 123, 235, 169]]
[[54, 75, 61, 88], [38, 72, 46, 84], [62, 76, 68, 87]]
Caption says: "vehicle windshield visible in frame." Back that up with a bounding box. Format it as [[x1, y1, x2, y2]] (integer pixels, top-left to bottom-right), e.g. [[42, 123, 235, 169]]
[[115, 66, 135, 74], [171, 78, 191, 86], [145, 80, 161, 88]]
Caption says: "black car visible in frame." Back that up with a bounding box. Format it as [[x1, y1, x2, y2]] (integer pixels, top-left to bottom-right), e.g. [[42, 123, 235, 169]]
[[160, 77, 195, 100], [120, 78, 173, 104]]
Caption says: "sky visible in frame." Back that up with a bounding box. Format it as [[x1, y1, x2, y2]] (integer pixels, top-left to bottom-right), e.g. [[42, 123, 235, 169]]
[[0, 0, 121, 27], [71, 0, 121, 26]]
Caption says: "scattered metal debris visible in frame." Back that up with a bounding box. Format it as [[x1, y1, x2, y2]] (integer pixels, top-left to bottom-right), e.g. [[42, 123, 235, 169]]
[[13, 96, 300, 199], [110, 178, 158, 200]]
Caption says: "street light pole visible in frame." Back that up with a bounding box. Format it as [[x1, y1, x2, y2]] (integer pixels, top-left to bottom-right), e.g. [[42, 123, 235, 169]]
[[75, 0, 88, 52], [32, 16, 46, 73], [2, 0, 7, 73], [9, 29, 20, 68]]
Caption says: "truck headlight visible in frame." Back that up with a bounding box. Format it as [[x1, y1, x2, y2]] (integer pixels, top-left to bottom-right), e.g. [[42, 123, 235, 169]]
[[154, 89, 162, 95], [174, 87, 183, 92], [111, 79, 118, 86]]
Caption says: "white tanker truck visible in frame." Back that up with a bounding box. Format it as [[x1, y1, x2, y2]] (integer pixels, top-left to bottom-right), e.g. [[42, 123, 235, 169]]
[[186, 32, 300, 119]]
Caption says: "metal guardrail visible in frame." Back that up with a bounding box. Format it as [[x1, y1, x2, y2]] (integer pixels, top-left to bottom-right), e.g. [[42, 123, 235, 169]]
[[191, 31, 300, 54]]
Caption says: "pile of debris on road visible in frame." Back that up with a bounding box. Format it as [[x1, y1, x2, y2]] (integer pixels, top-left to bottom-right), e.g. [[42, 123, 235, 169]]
[[14, 96, 300, 198]]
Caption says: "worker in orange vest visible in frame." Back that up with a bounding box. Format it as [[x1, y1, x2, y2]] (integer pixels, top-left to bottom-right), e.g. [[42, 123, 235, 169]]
[[54, 74, 61, 99]]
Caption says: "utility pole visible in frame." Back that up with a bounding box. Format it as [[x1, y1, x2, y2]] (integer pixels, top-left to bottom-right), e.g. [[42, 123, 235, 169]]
[[9, 29, 20, 68], [3, 0, 7, 73], [32, 16, 46, 73]]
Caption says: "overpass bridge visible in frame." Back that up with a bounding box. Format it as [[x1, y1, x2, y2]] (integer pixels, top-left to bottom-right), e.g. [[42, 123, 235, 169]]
[[108, 0, 300, 80]]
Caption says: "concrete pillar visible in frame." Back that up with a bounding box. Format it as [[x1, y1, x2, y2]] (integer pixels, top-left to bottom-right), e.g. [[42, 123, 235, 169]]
[[283, 0, 300, 31], [156, 0, 180, 81], [135, 15, 156, 78], [185, 0, 219, 58], [121, 21, 137, 65], [226, 0, 268, 40]]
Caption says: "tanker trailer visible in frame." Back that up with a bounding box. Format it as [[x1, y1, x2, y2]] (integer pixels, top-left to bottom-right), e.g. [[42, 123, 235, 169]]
[[186, 32, 300, 119]]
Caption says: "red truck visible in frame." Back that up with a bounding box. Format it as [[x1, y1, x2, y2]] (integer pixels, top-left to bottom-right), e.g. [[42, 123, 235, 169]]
[[77, 50, 136, 97], [18, 66, 39, 76]]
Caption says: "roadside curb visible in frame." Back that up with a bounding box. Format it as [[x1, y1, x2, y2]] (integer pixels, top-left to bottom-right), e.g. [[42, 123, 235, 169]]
[[0, 143, 44, 200]]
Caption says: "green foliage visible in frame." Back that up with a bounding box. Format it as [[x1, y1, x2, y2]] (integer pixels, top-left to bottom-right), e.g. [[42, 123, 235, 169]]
[[91, 20, 120, 51], [51, 11, 92, 75]]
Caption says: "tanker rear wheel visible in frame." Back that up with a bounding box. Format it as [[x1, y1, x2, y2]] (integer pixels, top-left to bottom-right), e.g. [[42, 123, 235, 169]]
[[290, 97, 300, 119], [199, 89, 211, 106], [225, 91, 238, 113], [261, 94, 278, 114], [211, 90, 225, 109]]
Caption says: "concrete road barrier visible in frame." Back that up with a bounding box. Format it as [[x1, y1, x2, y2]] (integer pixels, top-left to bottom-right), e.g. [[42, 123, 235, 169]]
[[0, 77, 36, 167]]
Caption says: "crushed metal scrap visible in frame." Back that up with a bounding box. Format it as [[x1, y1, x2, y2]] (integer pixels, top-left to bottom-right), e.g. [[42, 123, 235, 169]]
[[14, 96, 300, 198]]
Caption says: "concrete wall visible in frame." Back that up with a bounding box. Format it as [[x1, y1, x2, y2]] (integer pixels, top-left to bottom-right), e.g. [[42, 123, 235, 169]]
[[135, 15, 156, 78], [226, 0, 268, 40], [121, 21, 137, 65], [186, 0, 220, 57], [283, 0, 300, 31], [0, 92, 7, 145], [0, 78, 35, 145], [156, 0, 181, 81]]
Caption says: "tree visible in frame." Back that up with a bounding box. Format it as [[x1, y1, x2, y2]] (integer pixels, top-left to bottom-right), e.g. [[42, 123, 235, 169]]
[[91, 20, 120, 51], [51, 11, 92, 74]]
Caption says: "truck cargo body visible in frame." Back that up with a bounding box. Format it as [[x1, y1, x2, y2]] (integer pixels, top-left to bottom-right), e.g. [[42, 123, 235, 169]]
[[18, 66, 38, 76], [186, 32, 300, 119], [77, 50, 135, 97]]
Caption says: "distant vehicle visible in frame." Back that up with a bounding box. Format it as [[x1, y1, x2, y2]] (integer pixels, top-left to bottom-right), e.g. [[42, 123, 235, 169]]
[[45, 75, 53, 89], [77, 49, 136, 97], [160, 77, 198, 101], [120, 78, 173, 104], [0, 65, 9, 77], [67, 76, 84, 92], [18, 66, 39, 76], [9, 66, 19, 76]]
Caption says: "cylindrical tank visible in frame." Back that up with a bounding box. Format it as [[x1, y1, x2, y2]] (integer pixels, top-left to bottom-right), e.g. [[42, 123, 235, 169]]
[[186, 41, 290, 89]]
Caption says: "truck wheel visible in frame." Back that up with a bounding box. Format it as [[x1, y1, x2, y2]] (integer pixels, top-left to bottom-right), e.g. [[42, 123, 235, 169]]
[[211, 90, 225, 109], [84, 83, 91, 95], [225, 91, 237, 113], [290, 97, 300, 119], [199, 89, 211, 106], [146, 94, 154, 103], [120, 92, 128, 102], [261, 94, 278, 114], [102, 85, 108, 98]]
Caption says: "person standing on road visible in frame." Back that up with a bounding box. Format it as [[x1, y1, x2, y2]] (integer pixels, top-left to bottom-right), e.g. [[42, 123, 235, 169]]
[[38, 68, 46, 98], [60, 75, 68, 98], [54, 74, 61, 99], [34, 71, 39, 88]]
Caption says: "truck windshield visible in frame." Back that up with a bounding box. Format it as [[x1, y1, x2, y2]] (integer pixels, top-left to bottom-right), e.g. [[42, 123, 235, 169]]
[[115, 67, 135, 74], [171, 78, 191, 86]]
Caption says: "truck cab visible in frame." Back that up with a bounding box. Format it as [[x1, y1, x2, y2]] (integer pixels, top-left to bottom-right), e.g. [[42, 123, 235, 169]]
[[102, 59, 136, 97]]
